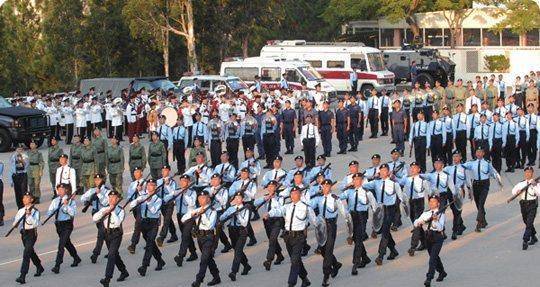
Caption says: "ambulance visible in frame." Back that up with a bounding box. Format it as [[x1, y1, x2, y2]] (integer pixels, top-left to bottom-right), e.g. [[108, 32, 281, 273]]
[[220, 57, 337, 99], [260, 40, 396, 95]]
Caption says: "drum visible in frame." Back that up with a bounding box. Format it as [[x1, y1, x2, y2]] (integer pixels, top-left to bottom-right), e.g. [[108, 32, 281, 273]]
[[160, 107, 178, 127]]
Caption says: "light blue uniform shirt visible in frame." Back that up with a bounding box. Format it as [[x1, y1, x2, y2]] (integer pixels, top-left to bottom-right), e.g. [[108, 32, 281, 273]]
[[214, 163, 236, 183], [262, 168, 287, 187], [488, 121, 504, 149], [473, 123, 490, 141], [452, 113, 468, 139], [420, 171, 455, 194], [131, 194, 162, 219], [339, 187, 370, 212], [515, 115, 530, 141], [164, 187, 196, 214], [398, 175, 430, 199], [47, 195, 77, 222], [173, 125, 189, 148], [307, 164, 332, 183], [462, 159, 498, 181], [502, 120, 519, 147], [362, 178, 401, 206], [192, 121, 209, 143], [81, 186, 110, 212], [155, 176, 177, 200], [220, 205, 250, 227], [387, 160, 408, 180], [229, 179, 257, 201], [285, 167, 308, 187], [254, 195, 285, 218], [157, 124, 173, 150], [310, 194, 340, 219], [443, 164, 469, 190], [409, 120, 430, 147], [428, 119, 447, 146]]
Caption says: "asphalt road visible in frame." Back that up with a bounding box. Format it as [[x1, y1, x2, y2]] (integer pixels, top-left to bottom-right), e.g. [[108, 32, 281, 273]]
[[0, 133, 535, 287]]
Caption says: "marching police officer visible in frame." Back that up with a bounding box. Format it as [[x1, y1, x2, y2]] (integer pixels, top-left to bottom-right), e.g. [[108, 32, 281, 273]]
[[129, 134, 147, 179], [428, 110, 446, 166], [525, 104, 538, 166], [47, 183, 81, 274], [27, 141, 44, 202], [156, 165, 178, 246], [347, 96, 362, 151], [81, 174, 110, 264], [241, 110, 258, 159], [182, 190, 221, 287], [489, 113, 504, 172], [148, 131, 167, 179], [214, 152, 236, 188], [443, 151, 469, 239], [281, 100, 297, 154], [256, 180, 285, 271], [516, 108, 530, 168], [129, 178, 166, 276], [462, 147, 502, 232], [318, 101, 334, 157], [106, 136, 124, 194], [409, 111, 429, 172], [261, 110, 278, 168], [503, 112, 520, 172], [93, 189, 129, 287], [205, 174, 233, 253], [300, 115, 320, 168], [14, 192, 44, 284], [169, 175, 198, 267], [367, 89, 381, 138], [452, 103, 468, 161], [126, 167, 146, 254]]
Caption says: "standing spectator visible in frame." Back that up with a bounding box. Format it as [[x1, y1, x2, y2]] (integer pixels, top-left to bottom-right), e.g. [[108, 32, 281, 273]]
[[10, 145, 29, 208]]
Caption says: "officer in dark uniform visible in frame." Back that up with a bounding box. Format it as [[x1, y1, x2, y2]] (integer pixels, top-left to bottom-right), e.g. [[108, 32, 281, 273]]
[[335, 99, 350, 154], [380, 92, 390, 136], [281, 100, 297, 154], [489, 113, 504, 172], [261, 110, 278, 169], [347, 96, 361, 151], [367, 89, 381, 138], [318, 101, 334, 157], [208, 112, 224, 168], [391, 100, 407, 154]]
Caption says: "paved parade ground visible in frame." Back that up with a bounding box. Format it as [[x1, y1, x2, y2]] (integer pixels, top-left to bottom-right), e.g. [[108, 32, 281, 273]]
[[0, 134, 537, 287]]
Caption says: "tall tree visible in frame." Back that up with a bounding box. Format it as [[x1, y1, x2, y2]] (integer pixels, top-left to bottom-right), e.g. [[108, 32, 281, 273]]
[[378, 0, 434, 39], [323, 0, 381, 28], [41, 0, 85, 90], [492, 0, 540, 35], [434, 0, 473, 48]]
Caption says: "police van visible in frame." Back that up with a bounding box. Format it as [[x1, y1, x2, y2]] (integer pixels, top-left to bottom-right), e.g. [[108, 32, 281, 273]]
[[260, 40, 395, 95], [219, 57, 337, 99]]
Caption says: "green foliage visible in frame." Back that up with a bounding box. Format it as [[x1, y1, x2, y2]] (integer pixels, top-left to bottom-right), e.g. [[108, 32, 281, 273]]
[[323, 0, 381, 25], [493, 0, 540, 35], [484, 54, 510, 72]]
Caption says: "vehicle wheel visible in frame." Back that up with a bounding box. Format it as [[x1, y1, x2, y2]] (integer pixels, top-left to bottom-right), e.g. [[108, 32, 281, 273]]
[[360, 84, 374, 97], [24, 137, 45, 149], [416, 73, 434, 87], [0, 129, 13, 152]]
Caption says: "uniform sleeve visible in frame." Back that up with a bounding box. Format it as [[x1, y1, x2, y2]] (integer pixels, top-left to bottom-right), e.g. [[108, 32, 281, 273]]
[[64, 200, 77, 217], [46, 199, 58, 217], [92, 208, 106, 222], [181, 208, 196, 223]]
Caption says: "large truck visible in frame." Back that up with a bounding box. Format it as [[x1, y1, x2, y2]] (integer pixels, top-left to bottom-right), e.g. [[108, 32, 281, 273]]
[[383, 45, 455, 87], [260, 40, 395, 95]]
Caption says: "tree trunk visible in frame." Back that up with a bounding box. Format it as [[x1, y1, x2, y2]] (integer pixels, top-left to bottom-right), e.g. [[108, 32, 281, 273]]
[[185, 0, 198, 73], [242, 35, 249, 58], [162, 28, 170, 77], [405, 15, 421, 39]]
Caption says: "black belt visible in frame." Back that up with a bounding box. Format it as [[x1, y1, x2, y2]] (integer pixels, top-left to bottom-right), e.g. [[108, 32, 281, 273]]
[[105, 227, 122, 233], [30, 163, 40, 166], [473, 179, 489, 184], [131, 156, 142, 160], [150, 153, 162, 157], [50, 159, 59, 162], [194, 230, 214, 237], [72, 157, 80, 160], [284, 230, 305, 237], [97, 151, 105, 154], [109, 159, 121, 163], [83, 160, 94, 163]]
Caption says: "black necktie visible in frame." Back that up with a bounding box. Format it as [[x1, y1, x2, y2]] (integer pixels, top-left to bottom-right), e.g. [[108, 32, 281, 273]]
[[381, 180, 386, 203], [289, 204, 296, 230], [322, 196, 327, 218], [436, 173, 440, 190]]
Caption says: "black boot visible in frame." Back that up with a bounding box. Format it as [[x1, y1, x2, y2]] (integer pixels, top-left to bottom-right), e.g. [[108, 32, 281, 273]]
[[15, 275, 26, 284], [90, 254, 98, 264], [137, 266, 147, 277], [241, 264, 251, 275], [174, 255, 183, 267], [523, 241, 529, 250], [71, 256, 81, 267], [155, 259, 166, 271], [117, 271, 129, 282], [436, 271, 447, 282], [275, 253, 284, 265], [191, 280, 201, 287], [331, 262, 342, 278], [322, 275, 330, 287], [228, 272, 236, 281], [301, 277, 311, 287], [34, 266, 44, 277], [351, 264, 358, 276], [207, 276, 221, 286], [99, 278, 110, 287], [186, 253, 198, 262], [51, 265, 60, 274], [424, 279, 431, 286], [221, 244, 232, 253], [530, 235, 538, 245], [387, 250, 399, 260], [263, 260, 272, 271]]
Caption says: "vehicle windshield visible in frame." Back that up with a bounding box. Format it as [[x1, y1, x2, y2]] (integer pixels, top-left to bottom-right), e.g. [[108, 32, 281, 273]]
[[226, 78, 249, 91], [0, 96, 13, 108], [298, 66, 322, 81], [367, 53, 386, 72], [152, 79, 177, 91]]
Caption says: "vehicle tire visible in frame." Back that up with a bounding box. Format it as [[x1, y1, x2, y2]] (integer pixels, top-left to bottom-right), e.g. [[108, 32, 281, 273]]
[[416, 73, 434, 88], [0, 129, 13, 152], [24, 137, 45, 149], [360, 84, 374, 97]]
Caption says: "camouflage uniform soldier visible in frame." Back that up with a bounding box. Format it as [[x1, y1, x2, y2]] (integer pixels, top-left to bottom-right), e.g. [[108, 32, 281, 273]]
[[106, 136, 125, 194], [444, 80, 455, 112], [433, 80, 446, 113], [485, 79, 499, 110], [27, 141, 44, 202], [148, 131, 167, 179], [69, 135, 84, 194], [92, 128, 107, 174], [48, 138, 63, 195], [129, 134, 147, 180], [81, 137, 97, 191]]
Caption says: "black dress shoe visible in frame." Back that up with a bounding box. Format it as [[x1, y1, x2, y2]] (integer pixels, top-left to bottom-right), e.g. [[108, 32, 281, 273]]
[[408, 248, 415, 257], [263, 260, 271, 271], [337, 151, 345, 154], [457, 225, 466, 235], [451, 232, 457, 240], [301, 277, 311, 287], [34, 266, 44, 277], [241, 264, 251, 275], [90, 254, 98, 264], [137, 266, 147, 276], [186, 253, 198, 262], [51, 265, 60, 274], [71, 256, 81, 267], [387, 250, 398, 260], [247, 239, 257, 246], [207, 277, 221, 286], [15, 276, 26, 284], [351, 265, 358, 275], [322, 275, 329, 287], [155, 259, 165, 271], [424, 279, 431, 286], [436, 271, 447, 282], [100, 278, 110, 287], [127, 245, 136, 254], [174, 255, 183, 267], [416, 244, 426, 251], [191, 281, 201, 287], [362, 256, 371, 266], [221, 245, 232, 253], [117, 271, 129, 282], [228, 272, 236, 281], [523, 241, 529, 250], [530, 236, 538, 245], [331, 262, 342, 278], [275, 253, 284, 265]]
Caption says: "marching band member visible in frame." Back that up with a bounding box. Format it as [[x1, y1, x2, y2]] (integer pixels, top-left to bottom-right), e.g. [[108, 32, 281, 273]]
[[93, 189, 129, 287], [511, 166, 540, 250], [156, 165, 178, 246], [14, 192, 44, 284], [47, 183, 81, 274], [462, 147, 502, 232], [44, 97, 60, 143], [81, 174, 110, 264], [414, 195, 447, 287], [90, 97, 103, 131], [75, 100, 88, 137], [443, 151, 469, 239], [260, 110, 279, 169], [129, 179, 166, 276], [110, 100, 124, 141], [362, 163, 403, 265], [182, 190, 221, 287], [62, 99, 75, 144], [225, 113, 242, 168], [126, 96, 138, 141]]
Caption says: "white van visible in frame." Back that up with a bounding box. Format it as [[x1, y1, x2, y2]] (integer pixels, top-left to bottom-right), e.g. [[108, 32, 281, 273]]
[[176, 75, 251, 96], [260, 40, 395, 94], [220, 57, 337, 98]]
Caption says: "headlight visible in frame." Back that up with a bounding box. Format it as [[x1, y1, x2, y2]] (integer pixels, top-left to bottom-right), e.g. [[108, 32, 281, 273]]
[[12, 120, 22, 128]]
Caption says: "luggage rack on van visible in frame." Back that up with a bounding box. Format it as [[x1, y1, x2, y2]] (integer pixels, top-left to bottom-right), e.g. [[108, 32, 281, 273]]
[[267, 40, 365, 47]]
